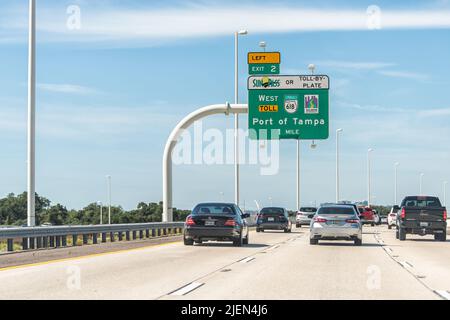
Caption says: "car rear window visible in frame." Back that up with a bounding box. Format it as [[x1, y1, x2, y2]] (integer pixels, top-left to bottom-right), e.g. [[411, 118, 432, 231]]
[[403, 197, 442, 207], [260, 208, 284, 215], [192, 204, 236, 215], [300, 207, 317, 212], [318, 207, 356, 215]]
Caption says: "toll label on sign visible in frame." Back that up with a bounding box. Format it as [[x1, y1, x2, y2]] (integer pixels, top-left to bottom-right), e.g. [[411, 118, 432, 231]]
[[259, 105, 279, 113]]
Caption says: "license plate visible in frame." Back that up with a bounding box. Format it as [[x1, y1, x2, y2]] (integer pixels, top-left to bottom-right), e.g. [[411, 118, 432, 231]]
[[268, 217, 275, 222], [205, 221, 215, 226], [420, 222, 429, 227]]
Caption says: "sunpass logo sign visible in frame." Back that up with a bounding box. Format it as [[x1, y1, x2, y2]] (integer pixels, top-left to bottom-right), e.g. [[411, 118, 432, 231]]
[[252, 77, 281, 88]]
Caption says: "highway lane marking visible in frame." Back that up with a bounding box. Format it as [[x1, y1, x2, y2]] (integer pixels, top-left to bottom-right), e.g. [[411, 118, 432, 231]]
[[435, 290, 450, 300], [0, 240, 181, 272], [169, 282, 204, 296], [265, 245, 280, 252], [399, 261, 414, 269], [376, 232, 446, 300], [239, 257, 255, 264], [158, 234, 304, 299]]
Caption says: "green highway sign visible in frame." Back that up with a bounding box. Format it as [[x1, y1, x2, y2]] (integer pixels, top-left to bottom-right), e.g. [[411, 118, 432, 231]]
[[248, 75, 330, 140], [249, 63, 280, 75]]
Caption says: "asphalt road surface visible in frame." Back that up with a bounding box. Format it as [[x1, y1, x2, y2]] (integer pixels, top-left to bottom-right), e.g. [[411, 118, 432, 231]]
[[0, 226, 448, 300]]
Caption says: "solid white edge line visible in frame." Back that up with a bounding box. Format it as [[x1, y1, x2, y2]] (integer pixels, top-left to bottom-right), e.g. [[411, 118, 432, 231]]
[[170, 282, 204, 296], [435, 290, 450, 300]]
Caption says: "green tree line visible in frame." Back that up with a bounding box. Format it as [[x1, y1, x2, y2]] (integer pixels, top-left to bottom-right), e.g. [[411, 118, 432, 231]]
[[0, 192, 190, 226]]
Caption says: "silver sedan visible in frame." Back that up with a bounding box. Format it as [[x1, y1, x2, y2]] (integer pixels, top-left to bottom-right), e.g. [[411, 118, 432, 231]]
[[310, 205, 363, 246]]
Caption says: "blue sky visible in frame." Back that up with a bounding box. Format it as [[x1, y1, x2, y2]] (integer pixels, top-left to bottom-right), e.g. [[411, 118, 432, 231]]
[[1, 0, 450, 211]]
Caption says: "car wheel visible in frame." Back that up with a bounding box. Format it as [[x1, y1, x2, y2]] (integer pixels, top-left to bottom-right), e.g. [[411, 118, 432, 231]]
[[284, 228, 289, 233], [354, 238, 362, 246], [396, 228, 399, 239], [256, 228, 261, 233], [435, 232, 447, 242], [296, 224, 301, 228], [388, 225, 392, 230], [243, 232, 249, 245], [371, 223, 375, 227], [399, 227, 406, 241], [233, 233, 243, 247], [184, 236, 194, 246], [194, 240, 203, 244], [310, 239, 318, 245]]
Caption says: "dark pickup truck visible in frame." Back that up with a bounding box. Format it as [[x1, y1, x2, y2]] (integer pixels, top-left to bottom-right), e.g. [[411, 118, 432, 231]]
[[396, 196, 447, 241]]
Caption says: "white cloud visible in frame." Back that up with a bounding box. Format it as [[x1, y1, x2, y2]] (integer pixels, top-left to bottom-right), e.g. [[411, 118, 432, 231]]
[[419, 108, 450, 117], [2, 4, 450, 44], [377, 70, 429, 81], [37, 83, 99, 95], [316, 61, 396, 70]]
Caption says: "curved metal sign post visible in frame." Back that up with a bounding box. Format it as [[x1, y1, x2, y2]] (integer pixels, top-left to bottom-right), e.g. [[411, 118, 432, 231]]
[[163, 103, 248, 222]]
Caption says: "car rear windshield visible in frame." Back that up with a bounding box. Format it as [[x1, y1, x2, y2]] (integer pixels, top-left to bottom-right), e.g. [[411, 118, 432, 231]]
[[318, 207, 356, 215], [260, 208, 284, 215], [192, 204, 236, 215], [299, 207, 317, 212], [403, 197, 442, 207]]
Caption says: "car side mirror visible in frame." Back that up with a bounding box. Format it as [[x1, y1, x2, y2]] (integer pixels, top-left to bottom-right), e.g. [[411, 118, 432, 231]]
[[242, 213, 250, 219], [393, 205, 400, 211]]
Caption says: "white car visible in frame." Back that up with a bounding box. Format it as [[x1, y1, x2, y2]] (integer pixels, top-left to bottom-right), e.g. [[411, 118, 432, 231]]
[[310, 205, 363, 246], [296, 207, 317, 227], [387, 206, 399, 229]]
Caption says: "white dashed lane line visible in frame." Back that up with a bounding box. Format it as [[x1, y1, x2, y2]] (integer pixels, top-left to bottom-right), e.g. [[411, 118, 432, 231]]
[[239, 257, 255, 264], [169, 282, 204, 296], [435, 290, 450, 300]]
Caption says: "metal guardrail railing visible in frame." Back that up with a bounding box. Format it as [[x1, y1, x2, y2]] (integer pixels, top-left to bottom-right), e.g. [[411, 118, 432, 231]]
[[0, 222, 185, 253]]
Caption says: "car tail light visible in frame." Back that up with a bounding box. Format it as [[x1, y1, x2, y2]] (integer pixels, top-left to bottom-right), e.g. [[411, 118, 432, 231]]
[[401, 208, 406, 219], [346, 219, 359, 223], [225, 219, 236, 226], [444, 210, 447, 221], [314, 217, 327, 223], [186, 216, 195, 226]]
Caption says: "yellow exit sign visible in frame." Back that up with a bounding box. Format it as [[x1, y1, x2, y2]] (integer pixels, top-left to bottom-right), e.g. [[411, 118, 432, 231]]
[[248, 52, 281, 64]]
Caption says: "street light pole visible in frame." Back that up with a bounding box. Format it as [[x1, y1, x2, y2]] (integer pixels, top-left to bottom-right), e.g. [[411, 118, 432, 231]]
[[444, 181, 448, 207], [394, 162, 399, 205], [336, 129, 343, 203], [420, 173, 424, 195], [97, 201, 103, 225], [367, 148, 374, 207], [234, 30, 248, 208], [296, 140, 300, 210], [106, 175, 111, 224], [27, 0, 36, 227]]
